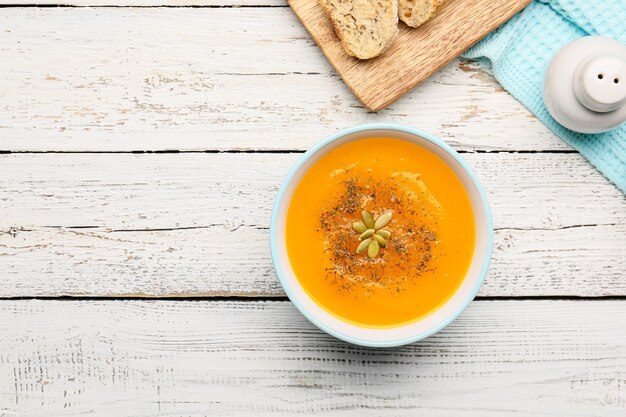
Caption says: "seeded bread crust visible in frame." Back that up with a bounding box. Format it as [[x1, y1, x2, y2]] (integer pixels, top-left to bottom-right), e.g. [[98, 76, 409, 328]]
[[319, 0, 399, 60], [398, 0, 445, 28]]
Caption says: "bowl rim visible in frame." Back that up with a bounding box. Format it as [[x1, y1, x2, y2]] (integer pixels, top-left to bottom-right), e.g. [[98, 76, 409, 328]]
[[269, 123, 494, 347]]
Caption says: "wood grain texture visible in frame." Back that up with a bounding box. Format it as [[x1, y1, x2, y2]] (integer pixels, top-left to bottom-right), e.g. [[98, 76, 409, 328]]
[[1, 300, 625, 416], [289, 0, 531, 110], [0, 7, 570, 152], [3, 225, 624, 298], [1, 153, 624, 297]]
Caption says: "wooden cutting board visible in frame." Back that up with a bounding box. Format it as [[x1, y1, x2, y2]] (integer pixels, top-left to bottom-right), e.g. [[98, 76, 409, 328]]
[[288, 0, 530, 111]]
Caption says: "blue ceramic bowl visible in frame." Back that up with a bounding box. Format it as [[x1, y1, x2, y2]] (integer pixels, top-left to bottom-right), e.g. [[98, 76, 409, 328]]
[[270, 124, 493, 347]]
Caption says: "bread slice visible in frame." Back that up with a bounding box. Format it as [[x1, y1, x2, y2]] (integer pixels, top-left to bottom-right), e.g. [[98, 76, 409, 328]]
[[319, 0, 399, 60], [398, 0, 445, 28]]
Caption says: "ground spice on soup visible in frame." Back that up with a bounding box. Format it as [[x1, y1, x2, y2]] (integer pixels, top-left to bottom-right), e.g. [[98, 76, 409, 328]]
[[317, 175, 439, 295]]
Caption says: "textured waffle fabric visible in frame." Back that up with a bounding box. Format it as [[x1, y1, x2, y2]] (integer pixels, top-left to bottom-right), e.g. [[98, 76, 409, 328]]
[[464, 0, 626, 192]]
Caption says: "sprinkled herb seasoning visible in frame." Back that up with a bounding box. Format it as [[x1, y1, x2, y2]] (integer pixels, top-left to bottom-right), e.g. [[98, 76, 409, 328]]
[[319, 175, 438, 294]]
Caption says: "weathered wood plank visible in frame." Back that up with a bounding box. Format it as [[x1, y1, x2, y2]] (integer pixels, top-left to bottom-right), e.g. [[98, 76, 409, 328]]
[[1, 153, 623, 230], [1, 300, 625, 416], [2, 224, 624, 297], [0, 7, 568, 151], [0, 153, 624, 297]]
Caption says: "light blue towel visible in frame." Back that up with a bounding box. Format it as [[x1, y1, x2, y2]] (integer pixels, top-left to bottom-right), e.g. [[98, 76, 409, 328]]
[[463, 0, 626, 193]]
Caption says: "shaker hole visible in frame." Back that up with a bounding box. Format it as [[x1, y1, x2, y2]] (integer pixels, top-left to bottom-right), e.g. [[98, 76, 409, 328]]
[[615, 78, 619, 84], [598, 74, 604, 79]]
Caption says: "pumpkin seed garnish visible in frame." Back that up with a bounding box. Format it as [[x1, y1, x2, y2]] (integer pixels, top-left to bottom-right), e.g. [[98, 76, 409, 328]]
[[359, 229, 375, 240], [374, 213, 391, 229], [372, 233, 387, 247], [361, 210, 375, 229], [352, 221, 367, 233], [356, 238, 372, 254], [367, 239, 380, 258], [354, 210, 392, 258]]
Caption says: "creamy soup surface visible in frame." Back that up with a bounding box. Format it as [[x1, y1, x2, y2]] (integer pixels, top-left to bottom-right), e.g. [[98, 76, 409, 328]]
[[286, 137, 476, 327]]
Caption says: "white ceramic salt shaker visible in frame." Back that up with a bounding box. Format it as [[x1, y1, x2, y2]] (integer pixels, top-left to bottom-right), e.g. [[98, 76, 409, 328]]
[[544, 36, 626, 134]]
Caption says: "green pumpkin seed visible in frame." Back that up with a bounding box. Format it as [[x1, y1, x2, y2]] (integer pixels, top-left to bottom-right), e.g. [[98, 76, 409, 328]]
[[372, 233, 387, 247], [368, 240, 380, 258], [359, 229, 375, 240], [352, 221, 367, 233], [361, 210, 375, 229], [356, 238, 372, 254], [374, 213, 391, 229], [353, 209, 392, 257]]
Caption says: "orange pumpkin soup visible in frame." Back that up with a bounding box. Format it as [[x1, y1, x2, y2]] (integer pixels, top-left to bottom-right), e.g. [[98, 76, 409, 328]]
[[285, 137, 475, 328]]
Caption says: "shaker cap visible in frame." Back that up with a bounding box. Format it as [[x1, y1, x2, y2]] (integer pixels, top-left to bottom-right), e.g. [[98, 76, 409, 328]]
[[544, 36, 626, 134]]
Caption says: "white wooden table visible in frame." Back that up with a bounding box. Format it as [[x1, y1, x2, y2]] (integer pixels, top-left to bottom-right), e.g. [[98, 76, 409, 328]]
[[1, 2, 625, 416]]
